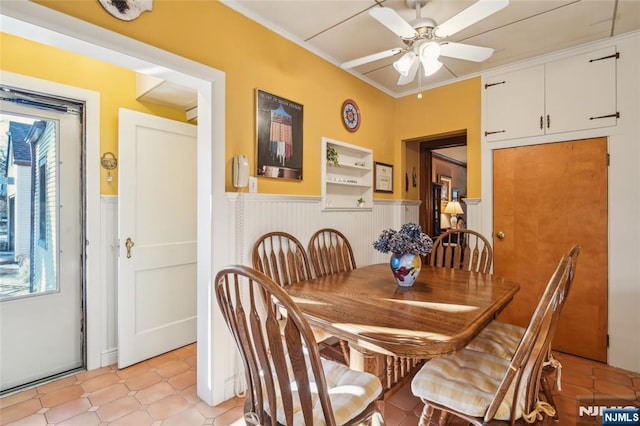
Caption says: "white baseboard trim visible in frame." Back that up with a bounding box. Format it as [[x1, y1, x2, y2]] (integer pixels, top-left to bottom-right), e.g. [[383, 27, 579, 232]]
[[101, 348, 118, 367]]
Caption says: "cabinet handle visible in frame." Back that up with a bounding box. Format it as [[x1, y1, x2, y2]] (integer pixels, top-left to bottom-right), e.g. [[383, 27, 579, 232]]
[[496, 231, 505, 240], [547, 114, 550, 129], [589, 112, 620, 120], [539, 115, 543, 130], [484, 80, 506, 89], [485, 130, 506, 136], [588, 52, 619, 63]]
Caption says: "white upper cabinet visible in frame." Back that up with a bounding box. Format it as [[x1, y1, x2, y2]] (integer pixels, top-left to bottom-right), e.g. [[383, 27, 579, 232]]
[[545, 46, 618, 134], [321, 137, 373, 211], [484, 46, 618, 142], [484, 65, 545, 141]]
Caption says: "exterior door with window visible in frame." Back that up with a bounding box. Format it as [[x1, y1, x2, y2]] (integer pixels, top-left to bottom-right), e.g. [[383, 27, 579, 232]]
[[0, 96, 84, 392]]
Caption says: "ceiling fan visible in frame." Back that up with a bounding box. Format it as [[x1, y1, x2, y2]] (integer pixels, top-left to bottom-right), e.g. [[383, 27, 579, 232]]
[[341, 0, 509, 85]]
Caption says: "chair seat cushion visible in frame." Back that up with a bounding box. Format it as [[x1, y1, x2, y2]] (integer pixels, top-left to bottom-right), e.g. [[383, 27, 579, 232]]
[[411, 348, 524, 421], [266, 356, 382, 425], [466, 320, 525, 359]]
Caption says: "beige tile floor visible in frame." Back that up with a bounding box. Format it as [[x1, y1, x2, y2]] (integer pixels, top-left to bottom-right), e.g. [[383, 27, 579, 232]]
[[1, 344, 639, 425]]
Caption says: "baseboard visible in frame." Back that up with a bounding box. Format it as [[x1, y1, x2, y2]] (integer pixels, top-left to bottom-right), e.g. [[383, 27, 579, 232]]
[[101, 348, 118, 367]]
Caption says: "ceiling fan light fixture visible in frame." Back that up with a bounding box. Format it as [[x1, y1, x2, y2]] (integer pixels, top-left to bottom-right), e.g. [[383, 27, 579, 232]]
[[418, 41, 442, 76], [421, 58, 443, 76], [419, 41, 440, 61], [393, 51, 417, 76]]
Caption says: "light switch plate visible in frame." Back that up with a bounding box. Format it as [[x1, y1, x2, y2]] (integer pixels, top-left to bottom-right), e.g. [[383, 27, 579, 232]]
[[248, 176, 258, 193]]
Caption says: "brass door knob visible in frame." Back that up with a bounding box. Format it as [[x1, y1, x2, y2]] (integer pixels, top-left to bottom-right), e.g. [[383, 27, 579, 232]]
[[496, 231, 505, 240], [125, 238, 135, 258]]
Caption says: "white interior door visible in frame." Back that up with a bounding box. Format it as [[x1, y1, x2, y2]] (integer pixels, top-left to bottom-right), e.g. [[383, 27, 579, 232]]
[[117, 108, 197, 368], [0, 96, 83, 391]]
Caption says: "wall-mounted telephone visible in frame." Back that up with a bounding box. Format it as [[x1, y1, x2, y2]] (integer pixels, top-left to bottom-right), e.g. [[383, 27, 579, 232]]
[[233, 155, 249, 188]]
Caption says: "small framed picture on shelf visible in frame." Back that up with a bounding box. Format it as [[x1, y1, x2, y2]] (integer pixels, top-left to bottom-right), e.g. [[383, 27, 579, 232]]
[[452, 188, 459, 202], [438, 175, 452, 201], [374, 161, 393, 193]]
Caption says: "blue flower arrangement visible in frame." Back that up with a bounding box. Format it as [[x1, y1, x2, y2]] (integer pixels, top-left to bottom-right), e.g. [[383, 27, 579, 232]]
[[373, 222, 433, 257]]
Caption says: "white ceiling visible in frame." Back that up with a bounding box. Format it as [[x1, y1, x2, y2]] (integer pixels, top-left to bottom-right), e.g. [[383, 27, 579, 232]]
[[434, 146, 467, 163], [221, 0, 640, 97]]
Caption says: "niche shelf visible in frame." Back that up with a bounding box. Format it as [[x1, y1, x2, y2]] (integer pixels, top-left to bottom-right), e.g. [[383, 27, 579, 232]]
[[321, 137, 372, 211]]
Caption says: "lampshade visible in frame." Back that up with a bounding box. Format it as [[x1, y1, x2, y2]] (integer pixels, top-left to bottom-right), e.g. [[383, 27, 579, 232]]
[[418, 42, 442, 76], [393, 51, 417, 76], [422, 59, 443, 76], [419, 41, 441, 61], [444, 201, 464, 215], [440, 213, 451, 229]]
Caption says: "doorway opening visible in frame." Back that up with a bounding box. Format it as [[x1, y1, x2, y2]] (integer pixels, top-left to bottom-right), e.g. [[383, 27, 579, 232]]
[[416, 132, 467, 238]]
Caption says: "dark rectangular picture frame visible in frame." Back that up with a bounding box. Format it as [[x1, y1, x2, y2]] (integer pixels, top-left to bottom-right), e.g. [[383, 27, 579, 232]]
[[255, 89, 303, 180], [374, 161, 394, 193], [438, 175, 452, 202]]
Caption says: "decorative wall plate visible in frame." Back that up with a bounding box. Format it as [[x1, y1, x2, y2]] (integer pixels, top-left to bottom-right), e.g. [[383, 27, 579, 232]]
[[341, 99, 361, 132], [98, 0, 153, 21]]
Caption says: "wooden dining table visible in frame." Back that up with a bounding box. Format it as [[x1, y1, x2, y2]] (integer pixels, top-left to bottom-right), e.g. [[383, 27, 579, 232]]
[[284, 263, 520, 393]]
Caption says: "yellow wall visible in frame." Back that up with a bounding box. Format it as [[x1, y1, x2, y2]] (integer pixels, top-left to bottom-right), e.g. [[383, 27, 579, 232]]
[[26, 0, 397, 195], [5, 1, 481, 197], [395, 79, 481, 198], [0, 32, 188, 195]]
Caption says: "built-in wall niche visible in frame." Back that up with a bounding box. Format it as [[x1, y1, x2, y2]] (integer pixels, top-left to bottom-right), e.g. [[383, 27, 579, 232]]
[[135, 74, 198, 122], [321, 137, 373, 211]]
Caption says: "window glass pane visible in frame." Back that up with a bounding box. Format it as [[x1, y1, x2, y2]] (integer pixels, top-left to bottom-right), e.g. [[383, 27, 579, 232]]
[[1, 114, 58, 298]]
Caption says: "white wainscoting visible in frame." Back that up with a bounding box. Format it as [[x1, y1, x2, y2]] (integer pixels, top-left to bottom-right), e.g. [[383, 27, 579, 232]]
[[227, 193, 421, 268], [100, 195, 118, 366], [98, 194, 420, 367], [462, 198, 482, 237]]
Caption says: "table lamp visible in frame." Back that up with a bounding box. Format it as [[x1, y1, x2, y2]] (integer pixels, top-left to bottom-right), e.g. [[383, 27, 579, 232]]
[[444, 201, 464, 229], [440, 213, 451, 230]]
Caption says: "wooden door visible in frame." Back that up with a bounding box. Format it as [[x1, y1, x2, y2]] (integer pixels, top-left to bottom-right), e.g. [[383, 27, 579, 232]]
[[493, 137, 608, 362]]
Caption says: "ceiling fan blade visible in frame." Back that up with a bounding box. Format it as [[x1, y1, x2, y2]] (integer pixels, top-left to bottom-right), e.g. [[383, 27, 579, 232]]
[[397, 56, 420, 85], [369, 7, 417, 39], [434, 0, 509, 38], [340, 48, 403, 69], [439, 42, 494, 62]]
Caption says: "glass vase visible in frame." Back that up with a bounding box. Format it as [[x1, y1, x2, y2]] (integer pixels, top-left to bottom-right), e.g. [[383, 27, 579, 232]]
[[389, 253, 422, 287]]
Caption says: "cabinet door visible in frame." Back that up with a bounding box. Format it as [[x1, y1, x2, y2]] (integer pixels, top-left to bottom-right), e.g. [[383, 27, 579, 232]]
[[484, 65, 545, 142], [545, 46, 618, 134]]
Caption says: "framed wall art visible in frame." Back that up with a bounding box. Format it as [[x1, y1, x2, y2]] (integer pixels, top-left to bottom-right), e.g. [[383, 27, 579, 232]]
[[374, 161, 393, 193], [438, 175, 452, 201], [256, 89, 303, 180]]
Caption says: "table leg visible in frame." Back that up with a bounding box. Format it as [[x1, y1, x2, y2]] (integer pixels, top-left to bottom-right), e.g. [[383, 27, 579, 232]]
[[349, 345, 387, 424], [349, 344, 383, 372]]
